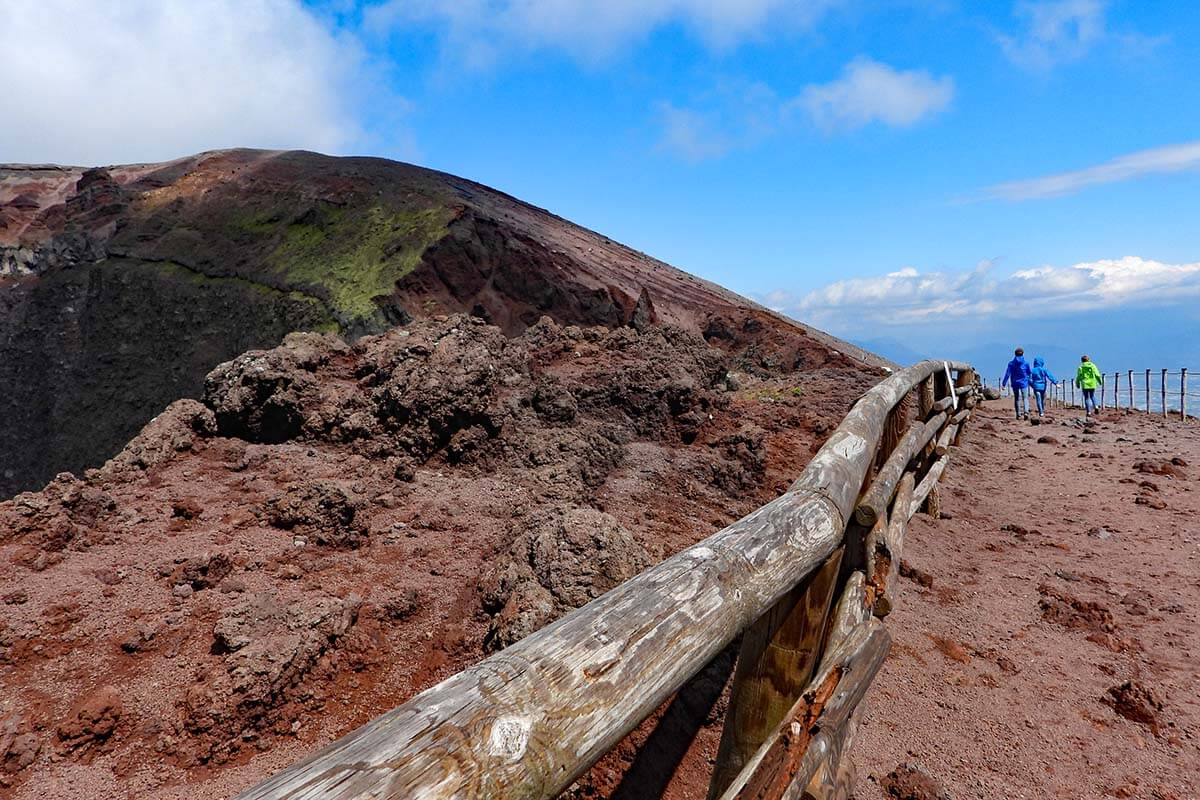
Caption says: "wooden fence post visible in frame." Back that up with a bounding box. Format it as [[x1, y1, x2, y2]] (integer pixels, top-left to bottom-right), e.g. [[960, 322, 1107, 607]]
[[919, 376, 935, 419], [952, 368, 973, 445], [1101, 376, 1106, 409], [923, 370, 952, 516], [1070, 379, 1075, 408], [1127, 370, 1133, 410], [1183, 368, 1189, 421], [1144, 369, 1151, 413], [878, 393, 911, 476], [708, 551, 844, 799]]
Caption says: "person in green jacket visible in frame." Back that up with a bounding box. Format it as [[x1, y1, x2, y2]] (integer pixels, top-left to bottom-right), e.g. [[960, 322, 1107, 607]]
[[1076, 355, 1103, 415]]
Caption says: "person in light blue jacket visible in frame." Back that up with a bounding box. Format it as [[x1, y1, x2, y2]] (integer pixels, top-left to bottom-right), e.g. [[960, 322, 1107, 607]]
[[1029, 356, 1058, 416], [1001, 347, 1032, 420]]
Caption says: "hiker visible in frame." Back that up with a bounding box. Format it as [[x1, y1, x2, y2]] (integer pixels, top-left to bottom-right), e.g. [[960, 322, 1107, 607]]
[[1001, 347, 1032, 420], [1029, 356, 1058, 416], [1077, 355, 1103, 416]]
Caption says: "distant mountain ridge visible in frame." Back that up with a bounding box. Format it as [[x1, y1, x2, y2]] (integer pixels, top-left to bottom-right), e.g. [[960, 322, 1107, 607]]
[[0, 148, 886, 496]]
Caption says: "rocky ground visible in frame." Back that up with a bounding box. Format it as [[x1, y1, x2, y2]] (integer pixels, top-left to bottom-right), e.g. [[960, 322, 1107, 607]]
[[0, 314, 876, 799], [855, 401, 1200, 800]]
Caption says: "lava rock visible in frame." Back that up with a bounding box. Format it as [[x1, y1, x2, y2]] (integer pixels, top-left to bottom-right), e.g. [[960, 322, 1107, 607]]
[[899, 560, 934, 588], [1104, 680, 1163, 733], [57, 686, 122, 750], [480, 505, 651, 650], [881, 762, 951, 799], [264, 481, 367, 549]]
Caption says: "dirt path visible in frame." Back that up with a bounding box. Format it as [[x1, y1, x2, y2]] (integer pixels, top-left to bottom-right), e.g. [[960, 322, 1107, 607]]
[[853, 400, 1200, 800]]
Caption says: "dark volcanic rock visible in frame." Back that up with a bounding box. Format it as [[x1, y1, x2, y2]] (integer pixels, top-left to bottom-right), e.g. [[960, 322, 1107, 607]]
[[1133, 459, 1187, 479], [0, 715, 40, 774], [1038, 584, 1115, 633], [57, 686, 122, 750], [204, 334, 344, 444], [264, 481, 366, 549], [881, 762, 951, 799], [480, 505, 651, 650], [181, 593, 359, 764], [172, 554, 234, 591], [1104, 680, 1164, 733]]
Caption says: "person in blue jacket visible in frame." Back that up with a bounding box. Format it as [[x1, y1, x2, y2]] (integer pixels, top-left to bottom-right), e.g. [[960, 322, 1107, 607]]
[[1001, 347, 1032, 420], [1029, 356, 1058, 417]]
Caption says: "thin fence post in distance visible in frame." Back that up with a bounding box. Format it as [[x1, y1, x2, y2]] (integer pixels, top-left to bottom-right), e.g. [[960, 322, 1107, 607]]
[[1162, 369, 1168, 418], [1145, 369, 1151, 413], [1127, 370, 1133, 410], [1183, 368, 1189, 421]]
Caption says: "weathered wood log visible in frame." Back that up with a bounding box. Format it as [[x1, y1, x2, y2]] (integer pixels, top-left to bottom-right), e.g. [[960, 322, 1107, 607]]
[[708, 550, 843, 798], [928, 396, 954, 414], [237, 361, 967, 800], [934, 423, 958, 456], [825, 571, 872, 655], [857, 516, 883, 590], [875, 391, 911, 475], [924, 486, 942, 517], [719, 620, 891, 800], [871, 472, 914, 618], [952, 414, 970, 446], [799, 705, 863, 800], [910, 454, 949, 518], [951, 395, 971, 446], [918, 375, 935, 418], [853, 412, 946, 527]]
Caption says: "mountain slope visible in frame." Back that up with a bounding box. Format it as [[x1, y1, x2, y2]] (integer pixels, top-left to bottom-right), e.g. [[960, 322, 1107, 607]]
[[0, 149, 883, 497]]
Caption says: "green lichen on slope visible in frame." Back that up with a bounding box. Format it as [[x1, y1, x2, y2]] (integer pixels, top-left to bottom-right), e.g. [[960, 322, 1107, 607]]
[[234, 200, 456, 327]]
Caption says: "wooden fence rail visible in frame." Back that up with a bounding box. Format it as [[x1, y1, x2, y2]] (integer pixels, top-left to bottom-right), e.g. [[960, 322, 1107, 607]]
[[237, 360, 976, 800]]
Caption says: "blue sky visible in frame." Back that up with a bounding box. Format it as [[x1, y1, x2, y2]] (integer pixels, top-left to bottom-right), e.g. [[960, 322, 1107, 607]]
[[3, 1, 1199, 368]]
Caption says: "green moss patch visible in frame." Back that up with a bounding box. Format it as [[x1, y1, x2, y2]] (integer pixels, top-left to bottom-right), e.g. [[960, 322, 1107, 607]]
[[235, 201, 455, 326]]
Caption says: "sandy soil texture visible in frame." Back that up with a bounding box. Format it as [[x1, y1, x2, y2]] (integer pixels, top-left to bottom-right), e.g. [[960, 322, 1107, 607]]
[[854, 400, 1200, 800]]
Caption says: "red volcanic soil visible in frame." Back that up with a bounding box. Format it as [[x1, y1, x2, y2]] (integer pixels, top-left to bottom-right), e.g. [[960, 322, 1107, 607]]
[[854, 402, 1200, 800], [0, 314, 878, 798]]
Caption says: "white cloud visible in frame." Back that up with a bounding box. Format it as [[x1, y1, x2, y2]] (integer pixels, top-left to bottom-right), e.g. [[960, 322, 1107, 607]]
[[656, 59, 952, 159], [980, 141, 1200, 200], [0, 0, 378, 165], [769, 256, 1200, 330], [795, 57, 954, 133], [365, 0, 844, 65], [998, 0, 1108, 69]]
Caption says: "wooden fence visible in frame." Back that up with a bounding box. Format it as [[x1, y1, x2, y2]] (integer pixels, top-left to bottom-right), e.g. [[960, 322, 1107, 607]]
[[236, 360, 978, 800], [987, 367, 1194, 419]]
